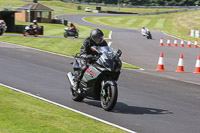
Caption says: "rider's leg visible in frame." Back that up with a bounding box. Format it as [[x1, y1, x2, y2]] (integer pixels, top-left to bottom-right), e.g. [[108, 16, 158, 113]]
[[73, 60, 87, 90]]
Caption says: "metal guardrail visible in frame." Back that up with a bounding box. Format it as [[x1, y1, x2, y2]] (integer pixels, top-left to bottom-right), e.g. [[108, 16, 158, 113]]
[[191, 29, 200, 38]]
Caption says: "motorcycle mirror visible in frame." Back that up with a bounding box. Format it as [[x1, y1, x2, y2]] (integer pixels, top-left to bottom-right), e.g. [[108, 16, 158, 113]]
[[91, 46, 101, 55], [91, 46, 97, 52]]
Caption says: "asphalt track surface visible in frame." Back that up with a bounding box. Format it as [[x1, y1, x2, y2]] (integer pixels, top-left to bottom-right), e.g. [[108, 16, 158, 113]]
[[0, 14, 200, 133]]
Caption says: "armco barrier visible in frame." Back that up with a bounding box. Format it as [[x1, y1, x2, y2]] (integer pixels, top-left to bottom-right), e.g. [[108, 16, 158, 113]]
[[191, 29, 200, 38]]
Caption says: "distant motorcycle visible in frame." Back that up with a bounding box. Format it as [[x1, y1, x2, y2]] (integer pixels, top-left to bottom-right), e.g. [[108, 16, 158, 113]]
[[64, 27, 79, 38], [23, 25, 40, 37], [67, 46, 122, 111], [141, 27, 152, 39]]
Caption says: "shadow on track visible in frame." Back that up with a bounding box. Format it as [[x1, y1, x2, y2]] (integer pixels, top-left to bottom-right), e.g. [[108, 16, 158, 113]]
[[113, 102, 173, 115], [84, 100, 172, 115]]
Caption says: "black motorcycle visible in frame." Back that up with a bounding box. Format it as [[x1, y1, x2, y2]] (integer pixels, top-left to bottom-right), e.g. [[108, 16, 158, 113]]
[[64, 27, 79, 38], [23, 25, 40, 37], [67, 46, 122, 111]]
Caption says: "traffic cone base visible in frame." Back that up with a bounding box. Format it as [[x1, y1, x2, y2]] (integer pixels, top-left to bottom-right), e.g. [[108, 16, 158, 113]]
[[176, 66, 184, 73], [193, 68, 200, 73], [180, 44, 184, 47], [156, 65, 165, 71]]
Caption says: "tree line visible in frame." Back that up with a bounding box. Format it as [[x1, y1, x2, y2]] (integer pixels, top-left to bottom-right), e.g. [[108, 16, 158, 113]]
[[77, 0, 200, 6]]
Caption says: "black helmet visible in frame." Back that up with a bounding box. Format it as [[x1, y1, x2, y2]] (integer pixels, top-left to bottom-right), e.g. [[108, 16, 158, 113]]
[[90, 29, 104, 45]]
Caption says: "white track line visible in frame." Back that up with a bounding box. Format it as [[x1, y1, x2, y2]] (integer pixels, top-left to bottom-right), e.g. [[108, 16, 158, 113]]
[[0, 83, 137, 133]]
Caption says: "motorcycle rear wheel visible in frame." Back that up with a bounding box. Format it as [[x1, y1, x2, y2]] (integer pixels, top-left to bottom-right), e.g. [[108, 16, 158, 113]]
[[100, 84, 118, 111], [70, 87, 84, 102]]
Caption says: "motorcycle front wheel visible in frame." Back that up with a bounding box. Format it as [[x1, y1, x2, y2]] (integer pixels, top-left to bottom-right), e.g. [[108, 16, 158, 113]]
[[70, 87, 84, 102], [0, 29, 3, 35], [74, 32, 78, 38], [100, 84, 118, 111], [64, 32, 68, 38]]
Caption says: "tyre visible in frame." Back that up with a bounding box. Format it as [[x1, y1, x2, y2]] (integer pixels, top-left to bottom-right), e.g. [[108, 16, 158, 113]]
[[100, 84, 118, 111], [70, 86, 84, 102], [0, 29, 3, 36], [23, 31, 28, 36], [64, 32, 68, 38], [74, 32, 78, 38], [149, 34, 152, 39]]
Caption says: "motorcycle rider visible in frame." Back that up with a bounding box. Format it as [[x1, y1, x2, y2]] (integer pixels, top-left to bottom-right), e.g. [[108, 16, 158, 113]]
[[141, 26, 149, 36], [70, 23, 76, 31], [32, 20, 39, 34], [73, 29, 108, 91], [0, 19, 7, 32]]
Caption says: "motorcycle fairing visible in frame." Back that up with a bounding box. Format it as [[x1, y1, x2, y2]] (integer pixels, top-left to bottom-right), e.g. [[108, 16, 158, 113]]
[[82, 65, 101, 87]]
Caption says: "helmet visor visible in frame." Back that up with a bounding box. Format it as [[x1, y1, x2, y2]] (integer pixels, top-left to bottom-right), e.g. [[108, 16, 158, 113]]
[[94, 36, 103, 44]]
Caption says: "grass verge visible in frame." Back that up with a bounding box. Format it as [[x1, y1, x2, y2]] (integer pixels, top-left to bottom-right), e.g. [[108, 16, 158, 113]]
[[0, 85, 126, 133]]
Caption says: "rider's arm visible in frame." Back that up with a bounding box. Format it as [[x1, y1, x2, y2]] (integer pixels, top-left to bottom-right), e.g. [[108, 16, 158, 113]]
[[80, 38, 90, 57]]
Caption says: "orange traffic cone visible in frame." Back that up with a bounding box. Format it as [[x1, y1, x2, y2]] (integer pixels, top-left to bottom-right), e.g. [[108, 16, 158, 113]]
[[193, 55, 200, 74], [173, 38, 178, 47], [166, 38, 171, 47], [180, 39, 184, 47], [187, 39, 191, 48], [194, 40, 198, 48], [159, 38, 164, 46], [176, 54, 184, 73], [156, 52, 165, 71]]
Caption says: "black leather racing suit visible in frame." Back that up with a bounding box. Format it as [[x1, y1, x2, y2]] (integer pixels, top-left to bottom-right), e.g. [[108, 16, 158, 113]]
[[76, 37, 108, 82]]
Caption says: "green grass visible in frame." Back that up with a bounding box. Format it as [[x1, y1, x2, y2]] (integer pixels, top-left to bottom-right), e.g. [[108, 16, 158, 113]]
[[0, 36, 82, 55], [0, 0, 25, 6], [122, 62, 140, 69], [0, 85, 126, 133], [84, 10, 200, 44]]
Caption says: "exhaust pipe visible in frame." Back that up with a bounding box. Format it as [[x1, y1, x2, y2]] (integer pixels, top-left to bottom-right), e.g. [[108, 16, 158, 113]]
[[67, 72, 74, 88]]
